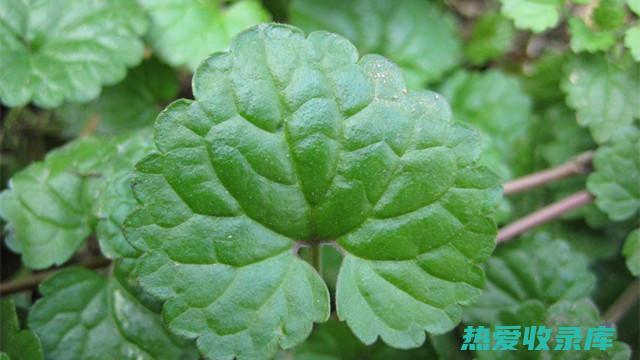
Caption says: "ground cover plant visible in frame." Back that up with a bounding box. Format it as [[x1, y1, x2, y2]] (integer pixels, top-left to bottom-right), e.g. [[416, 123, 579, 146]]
[[0, 0, 638, 359]]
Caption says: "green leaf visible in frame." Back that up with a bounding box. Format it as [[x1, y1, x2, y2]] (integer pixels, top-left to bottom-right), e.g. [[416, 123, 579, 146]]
[[593, 0, 627, 30], [561, 55, 640, 143], [0, 0, 147, 108], [476, 299, 632, 359], [500, 0, 563, 32], [28, 267, 197, 360], [439, 70, 533, 179], [0, 138, 114, 269], [521, 51, 568, 107], [289, 0, 462, 87], [0, 131, 153, 269], [55, 59, 178, 137], [140, 0, 270, 71], [587, 126, 640, 221], [95, 133, 156, 259], [465, 12, 515, 66], [539, 106, 594, 167], [464, 235, 596, 325], [624, 25, 640, 62], [568, 17, 615, 53], [124, 24, 500, 357], [623, 229, 640, 275], [0, 299, 43, 360]]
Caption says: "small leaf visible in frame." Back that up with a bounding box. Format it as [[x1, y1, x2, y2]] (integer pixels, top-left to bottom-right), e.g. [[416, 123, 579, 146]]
[[624, 25, 640, 62], [140, 0, 270, 71], [465, 12, 515, 66], [464, 235, 596, 325], [124, 24, 500, 357], [0, 0, 147, 108], [0, 299, 43, 360], [0, 138, 115, 269], [500, 0, 563, 32], [561, 55, 640, 143], [568, 17, 615, 53], [593, 0, 627, 31], [289, 0, 463, 87], [0, 131, 153, 269], [28, 267, 197, 360], [623, 229, 640, 275], [55, 59, 178, 137], [439, 70, 533, 179], [587, 126, 640, 221]]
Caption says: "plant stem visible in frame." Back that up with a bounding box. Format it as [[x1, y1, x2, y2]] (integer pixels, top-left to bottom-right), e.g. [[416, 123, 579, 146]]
[[311, 244, 322, 276], [503, 151, 594, 196], [497, 190, 594, 243], [604, 280, 640, 323], [0, 257, 110, 296]]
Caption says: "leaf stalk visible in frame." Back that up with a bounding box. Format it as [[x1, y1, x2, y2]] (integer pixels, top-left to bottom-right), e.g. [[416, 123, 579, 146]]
[[503, 151, 594, 196], [497, 190, 594, 243]]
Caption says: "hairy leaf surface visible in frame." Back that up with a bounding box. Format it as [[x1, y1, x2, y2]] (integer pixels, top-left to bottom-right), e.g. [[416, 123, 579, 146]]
[[0, 299, 43, 360], [0, 0, 147, 108], [140, 0, 270, 71], [28, 268, 196, 360], [587, 127, 640, 221], [289, 0, 462, 87], [124, 24, 499, 358]]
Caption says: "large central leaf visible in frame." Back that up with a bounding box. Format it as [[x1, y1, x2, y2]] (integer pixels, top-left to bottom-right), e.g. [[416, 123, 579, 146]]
[[124, 24, 500, 359]]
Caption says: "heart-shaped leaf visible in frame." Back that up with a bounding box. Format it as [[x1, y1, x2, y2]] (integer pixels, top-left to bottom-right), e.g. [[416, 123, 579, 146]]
[[124, 24, 500, 359]]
